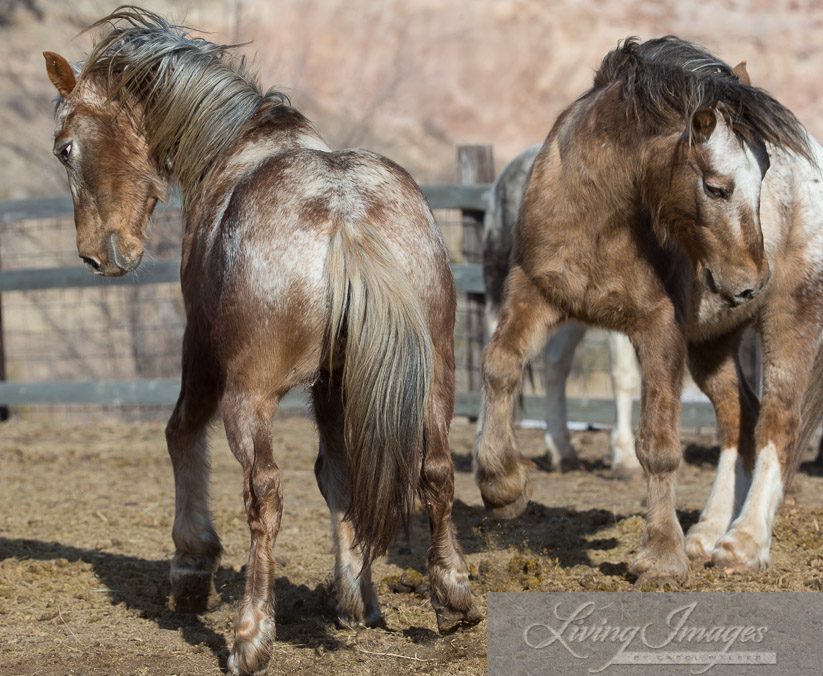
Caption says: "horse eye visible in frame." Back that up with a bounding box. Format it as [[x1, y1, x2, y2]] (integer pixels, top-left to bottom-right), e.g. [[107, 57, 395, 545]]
[[703, 181, 729, 199], [57, 142, 72, 164]]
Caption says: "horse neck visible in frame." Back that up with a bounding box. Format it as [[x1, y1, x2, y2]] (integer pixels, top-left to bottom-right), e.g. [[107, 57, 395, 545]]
[[556, 87, 649, 221], [181, 103, 329, 229], [178, 100, 330, 216]]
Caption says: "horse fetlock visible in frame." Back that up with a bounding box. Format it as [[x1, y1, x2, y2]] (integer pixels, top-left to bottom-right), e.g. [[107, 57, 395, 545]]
[[543, 431, 575, 472], [612, 464, 644, 482], [229, 610, 275, 676], [609, 431, 638, 467], [336, 602, 382, 630], [430, 591, 483, 634], [631, 545, 689, 585], [333, 570, 381, 629], [712, 528, 770, 571], [477, 465, 532, 519]]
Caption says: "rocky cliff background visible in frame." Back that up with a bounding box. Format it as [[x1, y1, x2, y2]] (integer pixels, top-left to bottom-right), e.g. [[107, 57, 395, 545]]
[[2, 0, 822, 200]]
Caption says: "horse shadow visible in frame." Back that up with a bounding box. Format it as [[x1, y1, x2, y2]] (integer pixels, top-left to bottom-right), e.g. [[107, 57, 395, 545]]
[[453, 442, 723, 475], [452, 451, 609, 474], [0, 537, 347, 670], [385, 498, 630, 577]]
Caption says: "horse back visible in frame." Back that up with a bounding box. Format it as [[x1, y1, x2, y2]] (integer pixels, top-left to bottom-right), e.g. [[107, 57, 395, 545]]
[[183, 138, 454, 387]]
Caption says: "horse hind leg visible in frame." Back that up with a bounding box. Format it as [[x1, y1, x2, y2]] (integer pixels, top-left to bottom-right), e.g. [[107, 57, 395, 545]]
[[607, 331, 642, 481], [475, 265, 560, 518], [421, 386, 481, 633], [221, 386, 283, 676], [311, 376, 380, 629], [543, 321, 587, 472], [712, 314, 821, 572], [166, 329, 222, 613]]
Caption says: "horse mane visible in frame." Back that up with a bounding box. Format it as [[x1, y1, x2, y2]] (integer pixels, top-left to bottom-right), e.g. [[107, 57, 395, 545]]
[[79, 6, 292, 206], [593, 36, 813, 162]]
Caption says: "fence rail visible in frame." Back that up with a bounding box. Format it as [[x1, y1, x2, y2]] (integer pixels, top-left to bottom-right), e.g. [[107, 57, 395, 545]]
[[0, 157, 717, 429]]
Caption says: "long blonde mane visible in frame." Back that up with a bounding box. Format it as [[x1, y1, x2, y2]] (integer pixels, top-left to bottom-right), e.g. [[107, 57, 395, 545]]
[[80, 6, 288, 207]]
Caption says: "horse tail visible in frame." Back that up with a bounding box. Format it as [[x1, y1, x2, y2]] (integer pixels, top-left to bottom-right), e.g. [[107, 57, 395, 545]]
[[793, 346, 823, 483], [324, 219, 434, 564]]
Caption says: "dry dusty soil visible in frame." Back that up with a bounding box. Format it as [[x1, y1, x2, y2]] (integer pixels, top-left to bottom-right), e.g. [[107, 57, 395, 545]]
[[2, 416, 823, 675]]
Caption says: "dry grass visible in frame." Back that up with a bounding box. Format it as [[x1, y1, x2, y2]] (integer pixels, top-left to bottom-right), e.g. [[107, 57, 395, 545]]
[[2, 416, 822, 674]]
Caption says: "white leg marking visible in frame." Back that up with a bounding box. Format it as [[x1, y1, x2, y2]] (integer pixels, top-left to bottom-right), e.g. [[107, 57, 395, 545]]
[[607, 332, 640, 471], [713, 442, 782, 570], [685, 448, 745, 559]]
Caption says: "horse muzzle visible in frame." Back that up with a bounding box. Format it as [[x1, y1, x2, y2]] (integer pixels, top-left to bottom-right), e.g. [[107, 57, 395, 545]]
[[703, 266, 771, 308], [79, 232, 143, 277]]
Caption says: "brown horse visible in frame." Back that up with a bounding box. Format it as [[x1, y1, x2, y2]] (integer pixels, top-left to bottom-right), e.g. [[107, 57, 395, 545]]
[[475, 36, 822, 584], [44, 7, 479, 674]]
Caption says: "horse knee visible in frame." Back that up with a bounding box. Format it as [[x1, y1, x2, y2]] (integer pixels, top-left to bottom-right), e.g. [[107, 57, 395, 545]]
[[635, 435, 680, 476], [252, 465, 281, 503]]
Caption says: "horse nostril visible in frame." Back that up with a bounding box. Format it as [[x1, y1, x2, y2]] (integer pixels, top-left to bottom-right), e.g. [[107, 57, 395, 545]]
[[732, 287, 759, 306], [81, 255, 102, 272], [703, 268, 718, 294], [738, 288, 756, 301]]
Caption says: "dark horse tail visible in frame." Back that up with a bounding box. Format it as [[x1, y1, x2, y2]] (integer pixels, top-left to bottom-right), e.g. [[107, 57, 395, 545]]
[[324, 219, 433, 564]]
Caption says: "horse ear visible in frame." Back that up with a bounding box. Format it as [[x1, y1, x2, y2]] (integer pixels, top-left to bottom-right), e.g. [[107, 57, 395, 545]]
[[43, 51, 76, 97], [733, 61, 752, 86], [692, 108, 717, 143]]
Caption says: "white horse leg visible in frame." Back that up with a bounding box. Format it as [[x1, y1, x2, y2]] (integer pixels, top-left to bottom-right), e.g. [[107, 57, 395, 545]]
[[606, 331, 642, 480], [543, 321, 587, 471], [713, 442, 782, 570], [685, 447, 751, 560]]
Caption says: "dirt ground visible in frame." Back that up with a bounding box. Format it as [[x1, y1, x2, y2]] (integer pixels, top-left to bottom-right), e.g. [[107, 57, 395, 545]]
[[2, 415, 823, 676]]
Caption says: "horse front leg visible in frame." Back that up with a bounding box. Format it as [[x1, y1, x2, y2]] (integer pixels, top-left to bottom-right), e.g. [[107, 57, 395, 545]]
[[712, 304, 821, 571], [166, 328, 221, 613], [221, 388, 282, 676], [630, 314, 689, 583], [684, 328, 757, 563], [475, 265, 561, 518], [543, 321, 587, 472]]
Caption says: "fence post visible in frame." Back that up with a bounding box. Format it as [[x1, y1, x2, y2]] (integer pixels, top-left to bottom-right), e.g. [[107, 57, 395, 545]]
[[457, 145, 494, 411], [0, 232, 7, 421]]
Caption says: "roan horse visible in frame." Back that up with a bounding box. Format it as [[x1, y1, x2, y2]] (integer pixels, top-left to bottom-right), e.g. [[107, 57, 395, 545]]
[[484, 144, 642, 478], [44, 8, 479, 674], [475, 36, 823, 583]]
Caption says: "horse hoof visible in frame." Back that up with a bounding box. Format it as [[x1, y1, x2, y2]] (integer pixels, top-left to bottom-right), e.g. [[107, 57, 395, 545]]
[[634, 574, 680, 590], [435, 602, 484, 634], [712, 529, 770, 571], [612, 465, 644, 482], [169, 571, 219, 613], [684, 521, 726, 563], [630, 547, 688, 584], [228, 611, 275, 676], [481, 479, 532, 519], [559, 456, 580, 473], [335, 607, 383, 630]]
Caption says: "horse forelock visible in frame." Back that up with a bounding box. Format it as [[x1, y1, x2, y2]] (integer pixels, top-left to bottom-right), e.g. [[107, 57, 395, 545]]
[[77, 7, 294, 211], [594, 36, 813, 164]]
